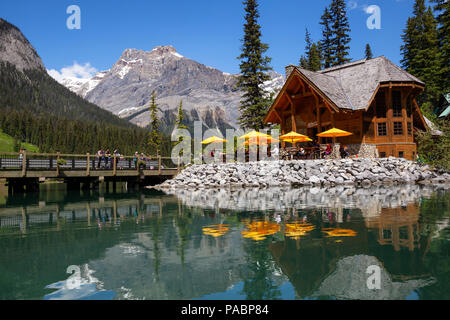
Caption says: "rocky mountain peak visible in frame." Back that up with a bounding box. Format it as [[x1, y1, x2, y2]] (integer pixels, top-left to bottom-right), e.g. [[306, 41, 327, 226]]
[[0, 18, 45, 71]]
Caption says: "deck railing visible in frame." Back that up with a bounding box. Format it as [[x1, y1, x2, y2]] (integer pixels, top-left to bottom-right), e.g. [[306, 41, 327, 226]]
[[0, 152, 182, 176]]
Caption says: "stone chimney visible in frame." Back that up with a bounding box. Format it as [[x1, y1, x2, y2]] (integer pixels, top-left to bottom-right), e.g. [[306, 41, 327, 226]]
[[285, 65, 296, 78]]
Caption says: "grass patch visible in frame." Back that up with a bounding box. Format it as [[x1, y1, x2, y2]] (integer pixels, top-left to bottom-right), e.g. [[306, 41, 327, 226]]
[[0, 130, 39, 153]]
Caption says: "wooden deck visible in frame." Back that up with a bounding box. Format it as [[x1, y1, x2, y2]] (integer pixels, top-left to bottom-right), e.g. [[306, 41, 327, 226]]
[[0, 152, 181, 192]]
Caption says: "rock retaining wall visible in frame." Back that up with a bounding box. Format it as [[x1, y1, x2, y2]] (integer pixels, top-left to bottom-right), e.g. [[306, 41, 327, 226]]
[[157, 158, 450, 189]]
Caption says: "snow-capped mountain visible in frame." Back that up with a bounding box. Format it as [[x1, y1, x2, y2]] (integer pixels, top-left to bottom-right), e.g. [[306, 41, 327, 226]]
[[54, 46, 284, 134]]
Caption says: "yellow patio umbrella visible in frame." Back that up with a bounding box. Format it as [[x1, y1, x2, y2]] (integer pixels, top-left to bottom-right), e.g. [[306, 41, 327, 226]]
[[317, 128, 353, 138], [243, 137, 279, 146], [201, 136, 228, 144], [239, 130, 273, 140], [291, 137, 313, 143], [280, 131, 311, 144]]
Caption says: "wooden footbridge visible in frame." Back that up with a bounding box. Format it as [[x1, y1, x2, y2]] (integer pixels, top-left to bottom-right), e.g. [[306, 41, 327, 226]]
[[0, 152, 181, 193]]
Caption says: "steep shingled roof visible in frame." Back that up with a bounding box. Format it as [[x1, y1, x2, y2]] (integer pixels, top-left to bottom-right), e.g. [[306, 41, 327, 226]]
[[293, 56, 424, 111]]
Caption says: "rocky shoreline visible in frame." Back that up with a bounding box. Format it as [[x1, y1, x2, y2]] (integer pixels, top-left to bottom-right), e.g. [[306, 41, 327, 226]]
[[156, 158, 450, 189]]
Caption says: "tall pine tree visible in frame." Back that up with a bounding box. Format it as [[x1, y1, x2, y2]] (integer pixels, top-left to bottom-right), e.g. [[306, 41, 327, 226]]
[[365, 44, 373, 60], [329, 0, 351, 66], [173, 100, 187, 150], [431, 0, 449, 92], [237, 0, 272, 131], [148, 91, 162, 155], [401, 0, 442, 104], [319, 6, 333, 69], [300, 28, 322, 71]]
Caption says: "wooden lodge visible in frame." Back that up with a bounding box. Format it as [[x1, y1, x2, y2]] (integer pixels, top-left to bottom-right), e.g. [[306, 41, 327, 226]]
[[264, 56, 429, 160]]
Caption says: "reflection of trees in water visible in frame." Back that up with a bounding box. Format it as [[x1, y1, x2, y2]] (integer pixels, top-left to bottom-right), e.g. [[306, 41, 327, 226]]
[[415, 190, 450, 299], [241, 239, 282, 300]]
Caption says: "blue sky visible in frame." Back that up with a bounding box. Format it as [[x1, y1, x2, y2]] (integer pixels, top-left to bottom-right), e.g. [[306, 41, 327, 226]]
[[0, 0, 425, 79]]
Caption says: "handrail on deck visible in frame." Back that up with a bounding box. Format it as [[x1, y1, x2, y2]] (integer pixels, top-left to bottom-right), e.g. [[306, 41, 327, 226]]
[[0, 152, 182, 176]]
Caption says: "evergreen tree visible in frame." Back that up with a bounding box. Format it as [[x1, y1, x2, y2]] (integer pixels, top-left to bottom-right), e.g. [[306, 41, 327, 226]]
[[175, 100, 187, 130], [401, 0, 442, 104], [329, 0, 352, 66], [299, 28, 312, 69], [320, 6, 334, 69], [430, 0, 449, 92], [237, 0, 272, 131], [309, 42, 322, 71], [365, 43, 373, 60], [300, 29, 322, 71], [173, 100, 187, 151], [148, 91, 162, 155]]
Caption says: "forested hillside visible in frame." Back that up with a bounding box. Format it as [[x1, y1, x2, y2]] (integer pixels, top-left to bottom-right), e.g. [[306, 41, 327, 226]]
[[0, 61, 154, 155]]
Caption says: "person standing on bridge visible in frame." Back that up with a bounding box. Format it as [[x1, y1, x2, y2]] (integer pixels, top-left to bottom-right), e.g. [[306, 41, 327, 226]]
[[105, 149, 111, 169], [97, 148, 104, 169]]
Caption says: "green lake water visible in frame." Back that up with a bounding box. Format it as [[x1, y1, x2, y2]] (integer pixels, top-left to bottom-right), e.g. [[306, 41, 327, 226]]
[[0, 183, 449, 300]]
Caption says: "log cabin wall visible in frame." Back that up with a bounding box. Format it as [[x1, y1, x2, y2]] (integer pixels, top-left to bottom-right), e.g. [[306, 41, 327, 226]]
[[362, 86, 417, 160]]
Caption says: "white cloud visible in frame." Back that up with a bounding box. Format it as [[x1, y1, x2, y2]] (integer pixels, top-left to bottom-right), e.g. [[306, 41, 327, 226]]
[[47, 62, 98, 83]]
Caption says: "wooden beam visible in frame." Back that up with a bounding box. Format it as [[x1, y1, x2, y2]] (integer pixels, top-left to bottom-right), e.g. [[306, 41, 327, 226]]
[[273, 109, 282, 122], [291, 92, 313, 99], [291, 103, 297, 132]]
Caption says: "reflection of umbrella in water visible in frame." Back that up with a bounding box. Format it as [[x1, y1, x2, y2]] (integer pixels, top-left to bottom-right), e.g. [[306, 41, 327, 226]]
[[202, 224, 231, 237], [241, 220, 280, 241]]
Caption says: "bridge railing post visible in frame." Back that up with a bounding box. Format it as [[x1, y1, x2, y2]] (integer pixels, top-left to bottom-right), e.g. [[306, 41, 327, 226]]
[[113, 155, 117, 176], [86, 153, 90, 176], [21, 151, 27, 177], [56, 152, 60, 176], [158, 156, 162, 175]]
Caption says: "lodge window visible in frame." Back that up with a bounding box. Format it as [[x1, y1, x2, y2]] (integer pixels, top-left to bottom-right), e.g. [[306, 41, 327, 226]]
[[406, 96, 413, 118], [376, 92, 386, 118], [380, 152, 386, 158], [399, 151, 404, 158], [407, 122, 412, 136], [377, 123, 387, 136], [392, 91, 402, 117], [393, 122, 403, 135]]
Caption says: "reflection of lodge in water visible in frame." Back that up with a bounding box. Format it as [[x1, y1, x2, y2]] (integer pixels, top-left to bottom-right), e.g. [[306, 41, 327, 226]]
[[365, 204, 420, 252], [0, 185, 445, 300]]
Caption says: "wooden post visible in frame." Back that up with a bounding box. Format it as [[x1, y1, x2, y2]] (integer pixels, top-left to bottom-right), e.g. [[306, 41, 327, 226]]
[[56, 152, 60, 176], [21, 151, 27, 177], [158, 156, 162, 175], [86, 153, 90, 176], [113, 155, 117, 176]]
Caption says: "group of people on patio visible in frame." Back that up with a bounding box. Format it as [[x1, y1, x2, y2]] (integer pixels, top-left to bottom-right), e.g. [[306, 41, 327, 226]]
[[201, 128, 354, 162], [279, 141, 351, 160]]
